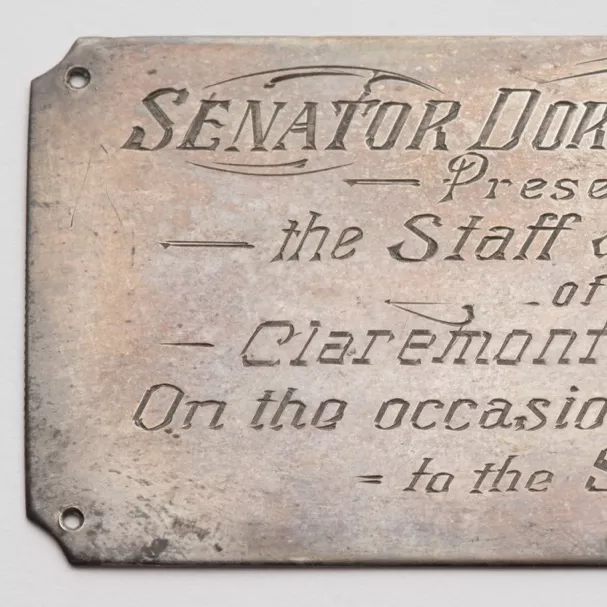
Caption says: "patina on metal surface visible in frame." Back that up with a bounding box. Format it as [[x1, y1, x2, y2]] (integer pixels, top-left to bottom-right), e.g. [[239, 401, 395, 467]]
[[26, 36, 607, 565]]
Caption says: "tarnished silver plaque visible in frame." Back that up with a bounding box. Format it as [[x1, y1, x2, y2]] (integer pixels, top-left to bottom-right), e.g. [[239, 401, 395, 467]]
[[27, 37, 607, 565]]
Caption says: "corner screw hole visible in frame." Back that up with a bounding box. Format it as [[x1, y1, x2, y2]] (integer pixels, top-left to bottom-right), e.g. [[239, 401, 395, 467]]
[[66, 67, 90, 90], [60, 507, 84, 531]]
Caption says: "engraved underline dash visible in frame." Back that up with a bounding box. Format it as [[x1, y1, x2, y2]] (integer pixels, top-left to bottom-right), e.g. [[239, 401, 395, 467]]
[[343, 178, 421, 187], [161, 342, 215, 347], [160, 240, 254, 249], [357, 475, 383, 485]]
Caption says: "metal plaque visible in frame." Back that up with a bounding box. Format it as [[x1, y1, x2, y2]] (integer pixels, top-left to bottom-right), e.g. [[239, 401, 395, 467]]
[[26, 37, 607, 565]]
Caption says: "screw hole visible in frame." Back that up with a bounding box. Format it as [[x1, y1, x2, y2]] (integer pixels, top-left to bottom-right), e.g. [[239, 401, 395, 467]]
[[66, 67, 90, 90], [59, 507, 84, 531]]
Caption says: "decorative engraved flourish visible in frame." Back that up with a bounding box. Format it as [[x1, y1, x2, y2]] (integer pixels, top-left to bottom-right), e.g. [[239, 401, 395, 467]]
[[213, 158, 308, 169], [541, 67, 607, 85], [385, 300, 475, 327], [203, 64, 442, 94], [577, 56, 607, 66], [541, 56, 607, 84], [263, 70, 363, 88], [187, 160, 353, 177]]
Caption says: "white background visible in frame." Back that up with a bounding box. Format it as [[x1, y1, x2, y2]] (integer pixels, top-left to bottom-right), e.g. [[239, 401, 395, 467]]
[[2, 1, 607, 605]]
